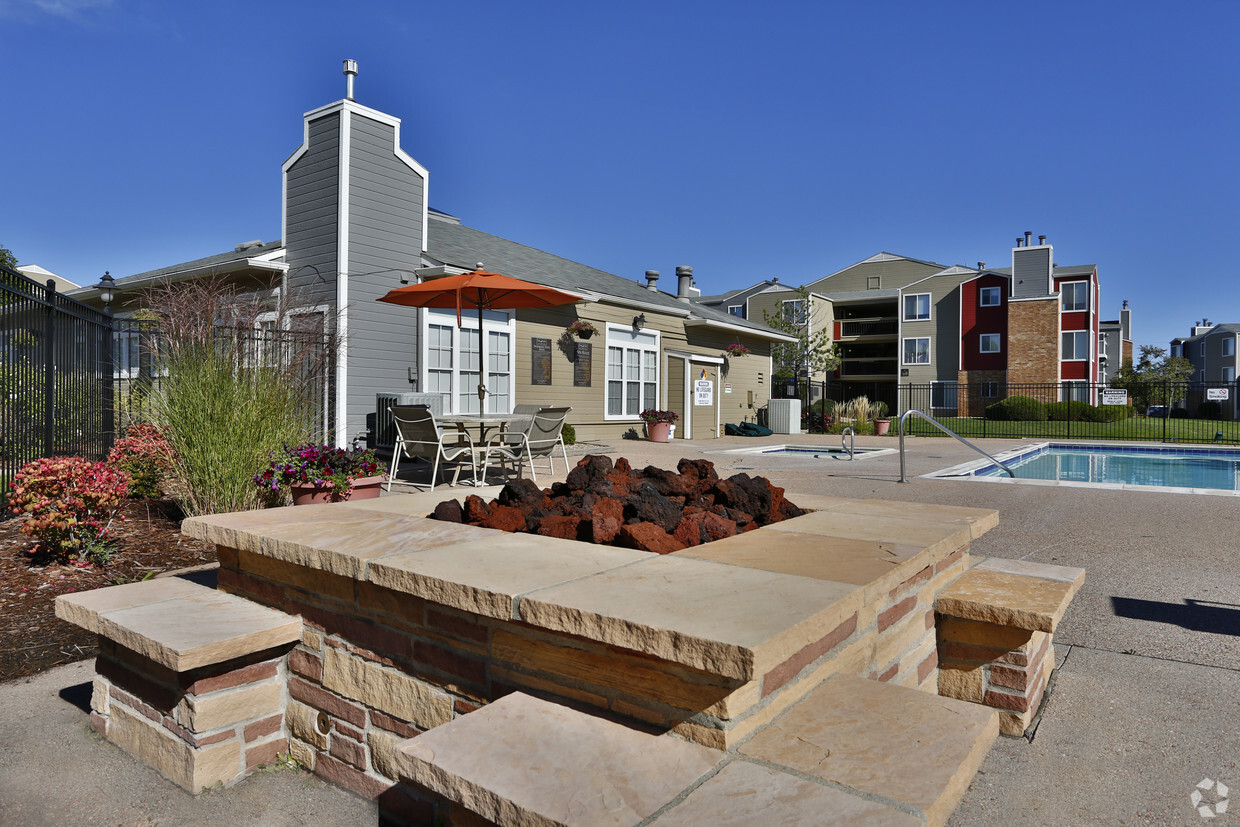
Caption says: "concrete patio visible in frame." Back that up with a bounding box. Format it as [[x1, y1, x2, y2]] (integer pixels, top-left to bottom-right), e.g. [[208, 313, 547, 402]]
[[2, 432, 1237, 824]]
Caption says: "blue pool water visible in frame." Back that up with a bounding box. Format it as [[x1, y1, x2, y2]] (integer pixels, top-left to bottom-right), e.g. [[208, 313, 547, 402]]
[[975, 444, 1240, 492]]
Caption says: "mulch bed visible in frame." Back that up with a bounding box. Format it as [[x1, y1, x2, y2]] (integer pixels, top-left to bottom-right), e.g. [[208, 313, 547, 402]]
[[0, 499, 216, 682]]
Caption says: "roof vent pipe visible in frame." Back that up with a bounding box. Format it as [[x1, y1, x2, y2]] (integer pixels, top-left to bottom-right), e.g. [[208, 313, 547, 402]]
[[1024, 231, 1033, 246], [343, 59, 358, 100], [675, 266, 693, 303], [1039, 235, 1047, 245], [644, 270, 660, 292], [1016, 237, 1023, 247], [977, 261, 986, 270]]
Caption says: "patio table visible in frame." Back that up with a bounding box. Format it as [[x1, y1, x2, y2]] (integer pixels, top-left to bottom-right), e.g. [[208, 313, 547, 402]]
[[439, 414, 516, 485]]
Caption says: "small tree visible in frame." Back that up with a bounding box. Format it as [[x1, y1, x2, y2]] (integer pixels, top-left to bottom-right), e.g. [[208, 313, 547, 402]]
[[762, 285, 840, 380], [0, 243, 17, 272], [1109, 345, 1195, 411]]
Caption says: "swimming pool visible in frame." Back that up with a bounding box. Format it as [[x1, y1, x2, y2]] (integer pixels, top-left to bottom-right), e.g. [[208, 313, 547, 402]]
[[934, 443, 1240, 495], [709, 444, 896, 459]]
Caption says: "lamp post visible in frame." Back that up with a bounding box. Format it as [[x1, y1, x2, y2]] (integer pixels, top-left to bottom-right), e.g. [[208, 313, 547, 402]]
[[93, 271, 117, 450], [95, 271, 116, 315]]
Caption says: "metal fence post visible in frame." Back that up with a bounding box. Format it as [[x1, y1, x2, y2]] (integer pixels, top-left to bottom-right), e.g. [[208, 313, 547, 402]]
[[42, 279, 57, 457]]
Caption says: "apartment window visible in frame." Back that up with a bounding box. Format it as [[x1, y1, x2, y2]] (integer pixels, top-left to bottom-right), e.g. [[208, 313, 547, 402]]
[[902, 337, 930, 365], [1224, 367, 1236, 382], [931, 381, 958, 410], [1062, 330, 1089, 360], [980, 334, 1001, 354], [728, 305, 744, 318], [781, 300, 807, 326], [1224, 338, 1235, 357], [903, 293, 931, 321], [1061, 282, 1088, 311], [423, 308, 514, 414], [605, 326, 658, 418], [1062, 381, 1089, 402], [980, 381, 999, 398], [1171, 344, 1182, 357], [1201, 342, 1207, 358], [867, 276, 880, 289], [979, 286, 1002, 307]]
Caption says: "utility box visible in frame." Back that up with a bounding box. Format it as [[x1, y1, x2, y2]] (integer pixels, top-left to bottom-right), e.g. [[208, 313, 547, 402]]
[[375, 393, 444, 447], [768, 398, 801, 434]]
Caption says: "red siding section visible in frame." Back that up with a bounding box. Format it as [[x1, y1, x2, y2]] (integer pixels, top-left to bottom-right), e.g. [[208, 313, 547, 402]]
[[1054, 269, 1100, 383], [959, 274, 1008, 371], [1061, 360, 1087, 380]]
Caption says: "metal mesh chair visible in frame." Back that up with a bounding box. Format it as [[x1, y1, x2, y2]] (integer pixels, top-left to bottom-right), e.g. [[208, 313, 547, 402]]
[[483, 406, 571, 484], [386, 405, 478, 491]]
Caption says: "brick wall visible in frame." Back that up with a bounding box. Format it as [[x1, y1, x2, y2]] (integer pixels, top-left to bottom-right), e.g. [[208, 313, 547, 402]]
[[956, 370, 1009, 417], [1007, 299, 1060, 397]]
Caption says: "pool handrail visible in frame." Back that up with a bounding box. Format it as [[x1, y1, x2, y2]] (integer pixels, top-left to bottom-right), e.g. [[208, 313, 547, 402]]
[[898, 409, 1015, 482], [835, 427, 855, 460]]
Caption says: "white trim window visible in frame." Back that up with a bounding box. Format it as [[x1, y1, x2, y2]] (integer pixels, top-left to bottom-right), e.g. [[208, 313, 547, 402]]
[[980, 333, 1001, 354], [1061, 282, 1089, 312], [781, 299, 807, 327], [1062, 380, 1089, 402], [902, 337, 930, 365], [979, 286, 1002, 307], [1062, 330, 1089, 360], [1224, 338, 1235, 357], [727, 305, 744, 318], [605, 325, 659, 419], [421, 308, 514, 414], [931, 381, 958, 410], [904, 293, 931, 321]]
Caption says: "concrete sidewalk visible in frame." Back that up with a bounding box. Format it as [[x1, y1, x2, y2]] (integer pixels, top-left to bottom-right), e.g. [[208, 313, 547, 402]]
[[3, 433, 1237, 824]]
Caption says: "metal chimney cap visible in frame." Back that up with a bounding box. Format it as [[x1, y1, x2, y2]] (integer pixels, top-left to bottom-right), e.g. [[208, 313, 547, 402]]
[[343, 59, 359, 75]]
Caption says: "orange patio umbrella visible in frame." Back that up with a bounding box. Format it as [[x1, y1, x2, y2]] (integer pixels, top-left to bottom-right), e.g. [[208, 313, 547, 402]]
[[377, 266, 581, 404]]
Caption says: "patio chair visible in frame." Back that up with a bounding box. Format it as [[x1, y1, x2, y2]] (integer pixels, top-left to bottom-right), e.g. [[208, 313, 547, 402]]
[[483, 406, 571, 484], [386, 405, 478, 492]]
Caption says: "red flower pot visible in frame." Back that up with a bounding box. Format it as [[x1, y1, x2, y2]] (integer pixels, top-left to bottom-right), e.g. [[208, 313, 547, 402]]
[[646, 421, 673, 443]]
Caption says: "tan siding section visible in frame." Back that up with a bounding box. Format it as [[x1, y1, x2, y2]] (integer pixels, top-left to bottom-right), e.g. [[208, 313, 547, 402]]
[[808, 259, 942, 293]]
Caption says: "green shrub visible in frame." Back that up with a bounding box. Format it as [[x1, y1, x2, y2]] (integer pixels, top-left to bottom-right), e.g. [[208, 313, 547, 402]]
[[1197, 400, 1222, 420], [8, 456, 128, 566], [1046, 401, 1109, 422], [561, 423, 577, 445], [1170, 407, 1191, 419], [1098, 404, 1135, 422], [984, 395, 1048, 421]]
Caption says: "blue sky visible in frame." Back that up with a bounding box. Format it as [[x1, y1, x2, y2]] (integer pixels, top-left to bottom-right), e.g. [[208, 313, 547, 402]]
[[3, 0, 1236, 351]]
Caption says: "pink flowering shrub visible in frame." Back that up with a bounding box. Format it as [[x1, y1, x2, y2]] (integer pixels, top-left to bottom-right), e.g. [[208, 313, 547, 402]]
[[107, 423, 177, 499], [8, 456, 129, 565]]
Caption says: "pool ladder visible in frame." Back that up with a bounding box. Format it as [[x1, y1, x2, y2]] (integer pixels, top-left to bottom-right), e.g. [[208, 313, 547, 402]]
[[898, 409, 1015, 483], [833, 427, 856, 460]]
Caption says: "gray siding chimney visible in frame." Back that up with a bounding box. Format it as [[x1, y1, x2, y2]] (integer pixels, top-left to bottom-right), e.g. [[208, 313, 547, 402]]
[[676, 266, 693, 303], [1120, 299, 1131, 342], [645, 270, 660, 292], [1011, 232, 1053, 299]]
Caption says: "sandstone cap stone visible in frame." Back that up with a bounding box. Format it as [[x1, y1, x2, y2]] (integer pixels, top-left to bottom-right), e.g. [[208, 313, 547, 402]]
[[55, 579, 301, 671], [936, 558, 1085, 633], [392, 692, 724, 826], [739, 673, 998, 826]]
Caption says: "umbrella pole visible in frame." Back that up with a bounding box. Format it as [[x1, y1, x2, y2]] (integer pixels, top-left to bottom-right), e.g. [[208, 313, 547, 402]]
[[477, 301, 486, 409]]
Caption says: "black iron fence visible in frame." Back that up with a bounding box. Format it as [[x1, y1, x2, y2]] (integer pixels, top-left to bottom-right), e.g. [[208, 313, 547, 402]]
[[1, 264, 114, 480], [2, 267, 335, 515], [774, 377, 1240, 443]]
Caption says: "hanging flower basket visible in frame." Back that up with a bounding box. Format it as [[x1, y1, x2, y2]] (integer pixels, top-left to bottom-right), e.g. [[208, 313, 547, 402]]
[[565, 320, 598, 339], [725, 343, 750, 357]]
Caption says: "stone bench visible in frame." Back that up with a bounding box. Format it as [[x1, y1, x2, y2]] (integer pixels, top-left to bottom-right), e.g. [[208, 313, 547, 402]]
[[55, 575, 303, 793], [391, 675, 997, 826], [934, 557, 1085, 735]]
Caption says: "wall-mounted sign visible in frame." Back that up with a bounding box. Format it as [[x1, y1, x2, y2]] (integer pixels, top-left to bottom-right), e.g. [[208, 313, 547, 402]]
[[1207, 388, 1230, 401], [530, 337, 552, 385], [573, 342, 592, 387], [1101, 389, 1129, 406], [724, 383, 732, 394], [694, 379, 714, 406]]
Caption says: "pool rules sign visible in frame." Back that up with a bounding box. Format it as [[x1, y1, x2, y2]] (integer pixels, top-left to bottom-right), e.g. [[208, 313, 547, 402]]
[[694, 369, 714, 406]]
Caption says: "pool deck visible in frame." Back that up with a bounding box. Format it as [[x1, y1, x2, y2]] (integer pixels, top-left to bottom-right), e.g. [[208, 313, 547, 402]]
[[3, 432, 1238, 824]]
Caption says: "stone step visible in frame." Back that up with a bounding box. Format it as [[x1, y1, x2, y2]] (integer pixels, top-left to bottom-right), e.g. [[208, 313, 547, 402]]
[[55, 575, 302, 671], [935, 557, 1085, 632], [738, 673, 999, 827], [391, 691, 726, 826]]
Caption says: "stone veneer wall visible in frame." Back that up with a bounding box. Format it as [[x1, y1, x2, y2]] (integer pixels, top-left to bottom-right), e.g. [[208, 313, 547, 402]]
[[955, 370, 1009, 417], [936, 617, 1054, 736], [1007, 298, 1060, 395], [88, 638, 292, 793], [212, 539, 971, 799]]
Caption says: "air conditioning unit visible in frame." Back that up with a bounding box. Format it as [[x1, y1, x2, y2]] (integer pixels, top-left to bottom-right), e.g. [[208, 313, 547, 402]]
[[375, 393, 444, 447], [768, 398, 801, 435]]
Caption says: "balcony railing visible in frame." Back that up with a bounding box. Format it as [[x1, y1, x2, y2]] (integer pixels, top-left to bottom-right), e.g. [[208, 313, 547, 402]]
[[839, 319, 898, 337], [840, 359, 897, 377]]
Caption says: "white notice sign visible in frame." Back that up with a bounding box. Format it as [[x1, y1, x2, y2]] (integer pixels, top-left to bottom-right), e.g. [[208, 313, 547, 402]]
[[1207, 388, 1230, 401], [1101, 389, 1129, 406], [694, 380, 714, 406], [724, 383, 732, 394]]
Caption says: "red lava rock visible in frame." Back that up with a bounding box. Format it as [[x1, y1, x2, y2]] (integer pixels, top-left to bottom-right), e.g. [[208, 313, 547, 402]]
[[462, 495, 492, 523], [431, 499, 463, 523], [537, 515, 586, 541], [481, 505, 527, 533], [617, 522, 686, 554], [429, 457, 799, 555]]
